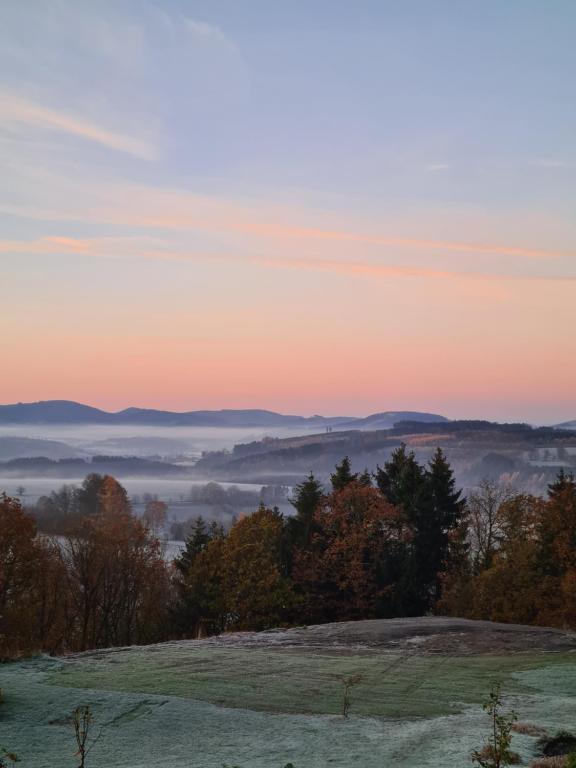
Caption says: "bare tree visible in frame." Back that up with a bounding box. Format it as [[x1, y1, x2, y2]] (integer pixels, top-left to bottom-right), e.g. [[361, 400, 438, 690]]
[[73, 706, 93, 768], [340, 674, 363, 718], [468, 480, 514, 572], [142, 500, 168, 536]]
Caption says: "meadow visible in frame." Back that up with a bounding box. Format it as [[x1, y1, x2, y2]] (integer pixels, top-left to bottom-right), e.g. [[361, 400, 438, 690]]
[[3, 620, 576, 768]]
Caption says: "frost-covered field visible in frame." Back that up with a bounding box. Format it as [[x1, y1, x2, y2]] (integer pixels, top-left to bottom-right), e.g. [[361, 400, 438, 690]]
[[2, 619, 576, 768]]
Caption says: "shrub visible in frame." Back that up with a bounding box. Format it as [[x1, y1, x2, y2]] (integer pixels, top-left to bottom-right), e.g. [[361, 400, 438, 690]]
[[0, 748, 19, 767], [537, 733, 576, 758], [529, 758, 568, 768], [512, 722, 548, 737], [472, 683, 518, 768]]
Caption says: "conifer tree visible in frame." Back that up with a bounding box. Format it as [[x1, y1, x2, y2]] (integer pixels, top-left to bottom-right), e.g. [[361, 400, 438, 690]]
[[289, 472, 324, 545], [358, 468, 372, 487], [330, 456, 357, 492], [375, 444, 426, 514], [547, 467, 576, 500], [424, 447, 466, 601], [376, 445, 464, 613], [175, 516, 223, 575]]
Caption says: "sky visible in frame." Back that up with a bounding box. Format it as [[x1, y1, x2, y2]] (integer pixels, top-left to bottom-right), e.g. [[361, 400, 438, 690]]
[[1, 0, 575, 423]]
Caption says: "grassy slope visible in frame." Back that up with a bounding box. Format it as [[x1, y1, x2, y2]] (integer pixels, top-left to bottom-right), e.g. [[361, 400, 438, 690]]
[[2, 645, 576, 767], [46, 647, 576, 718]]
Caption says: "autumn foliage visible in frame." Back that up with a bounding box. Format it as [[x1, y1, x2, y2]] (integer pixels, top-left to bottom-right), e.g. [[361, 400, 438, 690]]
[[0, 476, 170, 657], [174, 449, 464, 633], [293, 483, 406, 622], [440, 472, 576, 629], [4, 455, 576, 658]]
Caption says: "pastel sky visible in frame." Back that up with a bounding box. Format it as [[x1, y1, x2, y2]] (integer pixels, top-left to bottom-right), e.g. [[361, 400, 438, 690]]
[[1, 1, 576, 423]]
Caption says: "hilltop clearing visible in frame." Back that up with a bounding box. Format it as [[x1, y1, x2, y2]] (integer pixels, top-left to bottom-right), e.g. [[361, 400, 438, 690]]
[[2, 618, 576, 768]]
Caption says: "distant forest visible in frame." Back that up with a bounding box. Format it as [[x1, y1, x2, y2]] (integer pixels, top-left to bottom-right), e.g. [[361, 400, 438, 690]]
[[2, 448, 576, 658]]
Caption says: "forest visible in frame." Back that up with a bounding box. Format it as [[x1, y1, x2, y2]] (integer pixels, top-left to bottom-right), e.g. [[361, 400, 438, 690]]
[[2, 446, 576, 658]]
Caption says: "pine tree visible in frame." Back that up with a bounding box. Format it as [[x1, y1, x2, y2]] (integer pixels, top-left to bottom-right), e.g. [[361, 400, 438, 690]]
[[424, 447, 466, 602], [547, 468, 576, 500], [174, 516, 222, 575], [375, 445, 464, 613], [358, 468, 372, 487], [289, 472, 324, 545], [330, 456, 357, 492], [375, 444, 425, 512]]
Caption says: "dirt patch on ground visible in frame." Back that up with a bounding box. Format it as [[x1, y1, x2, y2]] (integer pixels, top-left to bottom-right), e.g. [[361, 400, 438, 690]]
[[195, 617, 576, 656]]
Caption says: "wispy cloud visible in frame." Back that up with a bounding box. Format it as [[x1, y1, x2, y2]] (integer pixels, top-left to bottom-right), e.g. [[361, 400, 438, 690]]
[[231, 221, 574, 261], [0, 90, 155, 160], [425, 163, 450, 172], [0, 236, 93, 254], [2, 236, 575, 286], [1, 179, 573, 263]]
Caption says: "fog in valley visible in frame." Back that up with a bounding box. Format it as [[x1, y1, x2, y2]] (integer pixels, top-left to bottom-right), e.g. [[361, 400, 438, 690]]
[[0, 423, 312, 461], [3, 419, 576, 514]]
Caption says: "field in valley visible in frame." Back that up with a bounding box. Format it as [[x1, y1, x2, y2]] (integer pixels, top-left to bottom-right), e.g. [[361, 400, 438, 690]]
[[2, 618, 576, 768]]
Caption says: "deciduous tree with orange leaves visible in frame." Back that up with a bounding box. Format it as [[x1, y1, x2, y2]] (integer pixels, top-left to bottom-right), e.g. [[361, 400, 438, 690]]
[[0, 494, 66, 657], [62, 476, 170, 650]]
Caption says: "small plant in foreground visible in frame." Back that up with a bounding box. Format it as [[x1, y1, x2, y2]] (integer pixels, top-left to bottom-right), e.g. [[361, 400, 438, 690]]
[[472, 683, 518, 768], [0, 747, 19, 767], [72, 705, 102, 768], [537, 733, 576, 759], [341, 674, 363, 718]]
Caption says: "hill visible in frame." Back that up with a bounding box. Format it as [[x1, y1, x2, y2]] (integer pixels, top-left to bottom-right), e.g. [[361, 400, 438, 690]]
[[0, 436, 85, 461], [3, 617, 576, 768], [195, 419, 576, 489], [0, 400, 447, 428], [0, 400, 112, 424], [0, 455, 187, 478], [555, 419, 576, 430], [336, 410, 448, 429]]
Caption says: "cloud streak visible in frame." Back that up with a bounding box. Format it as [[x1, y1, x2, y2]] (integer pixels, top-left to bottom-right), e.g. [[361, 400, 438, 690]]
[[2, 185, 574, 263], [0, 90, 154, 160], [3, 236, 575, 286], [233, 221, 575, 261]]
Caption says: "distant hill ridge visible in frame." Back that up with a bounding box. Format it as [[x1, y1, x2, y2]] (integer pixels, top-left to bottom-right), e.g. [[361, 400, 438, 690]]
[[0, 400, 449, 429]]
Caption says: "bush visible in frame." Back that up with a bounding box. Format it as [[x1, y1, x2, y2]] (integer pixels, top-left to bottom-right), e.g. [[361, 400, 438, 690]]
[[512, 722, 548, 737], [472, 683, 518, 768], [529, 758, 568, 768], [537, 733, 576, 758]]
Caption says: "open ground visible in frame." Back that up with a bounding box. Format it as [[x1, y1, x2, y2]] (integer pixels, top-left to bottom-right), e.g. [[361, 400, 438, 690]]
[[2, 618, 576, 767]]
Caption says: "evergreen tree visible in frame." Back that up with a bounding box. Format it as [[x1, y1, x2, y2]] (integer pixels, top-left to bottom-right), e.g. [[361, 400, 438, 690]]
[[358, 468, 373, 487], [330, 456, 357, 492], [376, 445, 426, 516], [173, 516, 226, 636], [174, 516, 223, 575], [547, 467, 576, 500], [289, 472, 324, 545], [424, 447, 466, 601], [376, 445, 464, 613]]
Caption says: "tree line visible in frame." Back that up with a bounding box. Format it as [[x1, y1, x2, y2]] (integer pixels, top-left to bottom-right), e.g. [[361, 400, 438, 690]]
[[2, 449, 576, 657], [0, 475, 168, 657], [440, 468, 576, 627]]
